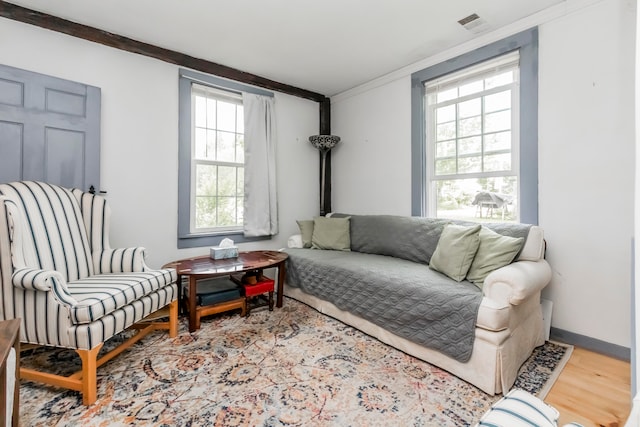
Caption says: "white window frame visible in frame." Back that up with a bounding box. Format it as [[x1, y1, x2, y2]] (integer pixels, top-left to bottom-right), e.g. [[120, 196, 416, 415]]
[[424, 52, 521, 219], [189, 84, 244, 234]]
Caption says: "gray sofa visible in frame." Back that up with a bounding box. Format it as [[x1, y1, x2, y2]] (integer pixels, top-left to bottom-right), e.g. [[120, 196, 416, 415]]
[[284, 214, 552, 395]]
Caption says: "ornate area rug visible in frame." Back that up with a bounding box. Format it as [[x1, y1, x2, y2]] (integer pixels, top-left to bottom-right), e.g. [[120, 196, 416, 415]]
[[19, 298, 571, 426]]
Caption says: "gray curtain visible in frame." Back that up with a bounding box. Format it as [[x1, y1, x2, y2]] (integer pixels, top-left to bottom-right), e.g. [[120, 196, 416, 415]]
[[242, 92, 278, 237]]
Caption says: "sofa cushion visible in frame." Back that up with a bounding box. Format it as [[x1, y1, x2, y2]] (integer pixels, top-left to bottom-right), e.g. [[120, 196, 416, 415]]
[[67, 269, 177, 324], [346, 215, 450, 264], [467, 227, 525, 286], [311, 217, 351, 251], [429, 224, 481, 281], [296, 219, 314, 248]]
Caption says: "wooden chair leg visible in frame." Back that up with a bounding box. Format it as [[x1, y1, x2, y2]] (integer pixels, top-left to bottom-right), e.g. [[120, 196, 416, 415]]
[[168, 299, 178, 337], [76, 344, 103, 406]]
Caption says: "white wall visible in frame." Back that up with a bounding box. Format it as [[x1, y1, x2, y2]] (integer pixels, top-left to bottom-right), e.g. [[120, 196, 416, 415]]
[[538, 0, 635, 348], [332, 77, 412, 215], [631, 0, 640, 420], [332, 0, 635, 348], [0, 18, 320, 268]]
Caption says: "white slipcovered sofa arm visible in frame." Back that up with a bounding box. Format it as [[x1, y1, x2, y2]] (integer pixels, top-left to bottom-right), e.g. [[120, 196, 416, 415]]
[[483, 259, 552, 305]]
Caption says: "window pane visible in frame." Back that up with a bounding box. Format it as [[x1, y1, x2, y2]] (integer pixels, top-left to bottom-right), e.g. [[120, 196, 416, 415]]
[[436, 140, 456, 158], [437, 87, 457, 103], [206, 98, 216, 128], [458, 98, 481, 118], [484, 153, 511, 172], [436, 122, 456, 141], [485, 71, 513, 89], [458, 136, 481, 155], [217, 197, 238, 226], [195, 164, 216, 196], [194, 128, 207, 159], [436, 105, 455, 123], [217, 101, 237, 132], [217, 166, 237, 196], [195, 95, 207, 127], [217, 131, 236, 162], [484, 90, 511, 113], [458, 156, 481, 173], [435, 158, 456, 175], [195, 196, 217, 229], [206, 130, 215, 160], [484, 131, 511, 152], [484, 110, 511, 133], [458, 116, 481, 137], [434, 176, 517, 222], [459, 80, 483, 97]]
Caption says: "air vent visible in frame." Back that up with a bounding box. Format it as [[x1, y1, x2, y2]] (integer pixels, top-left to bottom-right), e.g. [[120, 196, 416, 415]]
[[458, 13, 490, 34]]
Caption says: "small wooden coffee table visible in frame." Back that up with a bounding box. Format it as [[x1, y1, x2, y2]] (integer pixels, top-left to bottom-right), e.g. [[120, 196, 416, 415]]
[[163, 250, 288, 332]]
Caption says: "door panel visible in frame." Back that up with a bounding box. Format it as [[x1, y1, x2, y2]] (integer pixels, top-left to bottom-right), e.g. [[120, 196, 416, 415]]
[[0, 78, 23, 106], [45, 128, 85, 188], [0, 120, 23, 183], [0, 64, 101, 191]]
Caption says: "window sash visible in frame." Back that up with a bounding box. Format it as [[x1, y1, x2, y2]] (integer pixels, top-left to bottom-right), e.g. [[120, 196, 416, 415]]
[[189, 84, 244, 234], [424, 53, 521, 219]]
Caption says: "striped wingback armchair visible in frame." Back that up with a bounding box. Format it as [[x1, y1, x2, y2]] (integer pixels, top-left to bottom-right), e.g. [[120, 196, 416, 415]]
[[0, 181, 179, 405]]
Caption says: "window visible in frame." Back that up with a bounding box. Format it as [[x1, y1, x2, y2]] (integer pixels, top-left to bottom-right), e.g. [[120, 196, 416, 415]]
[[191, 84, 245, 233], [425, 52, 519, 222], [178, 69, 274, 248], [411, 28, 538, 225]]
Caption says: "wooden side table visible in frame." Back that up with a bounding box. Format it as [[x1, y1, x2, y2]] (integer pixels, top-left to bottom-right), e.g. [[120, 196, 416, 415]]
[[163, 250, 288, 332], [0, 319, 20, 427]]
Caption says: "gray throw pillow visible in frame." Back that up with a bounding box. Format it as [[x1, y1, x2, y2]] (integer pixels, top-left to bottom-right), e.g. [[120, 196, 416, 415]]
[[466, 226, 524, 287], [429, 224, 481, 281], [311, 217, 351, 251], [296, 219, 314, 248]]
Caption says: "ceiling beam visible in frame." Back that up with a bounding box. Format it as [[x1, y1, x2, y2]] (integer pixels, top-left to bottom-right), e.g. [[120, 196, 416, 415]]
[[0, 1, 327, 103]]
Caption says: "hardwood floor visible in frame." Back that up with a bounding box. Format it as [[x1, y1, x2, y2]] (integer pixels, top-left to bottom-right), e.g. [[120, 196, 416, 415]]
[[544, 346, 631, 427]]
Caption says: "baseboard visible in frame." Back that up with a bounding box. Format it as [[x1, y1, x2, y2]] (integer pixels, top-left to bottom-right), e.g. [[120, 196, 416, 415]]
[[550, 327, 630, 361]]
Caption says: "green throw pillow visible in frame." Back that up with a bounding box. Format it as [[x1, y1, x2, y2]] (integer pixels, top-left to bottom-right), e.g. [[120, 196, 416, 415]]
[[311, 216, 351, 251], [466, 226, 524, 287], [429, 224, 481, 282], [296, 219, 314, 248]]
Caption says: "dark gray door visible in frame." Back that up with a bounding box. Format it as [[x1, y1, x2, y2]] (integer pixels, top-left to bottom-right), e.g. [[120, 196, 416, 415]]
[[0, 64, 101, 191]]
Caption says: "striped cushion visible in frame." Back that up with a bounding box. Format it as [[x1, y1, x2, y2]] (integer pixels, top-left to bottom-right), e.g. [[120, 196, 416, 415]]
[[94, 248, 147, 274], [68, 269, 177, 324], [68, 284, 178, 350], [476, 389, 559, 427]]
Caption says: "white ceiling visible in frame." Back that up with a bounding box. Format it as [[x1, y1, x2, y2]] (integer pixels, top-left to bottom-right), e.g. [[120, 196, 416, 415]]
[[7, 0, 565, 96]]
